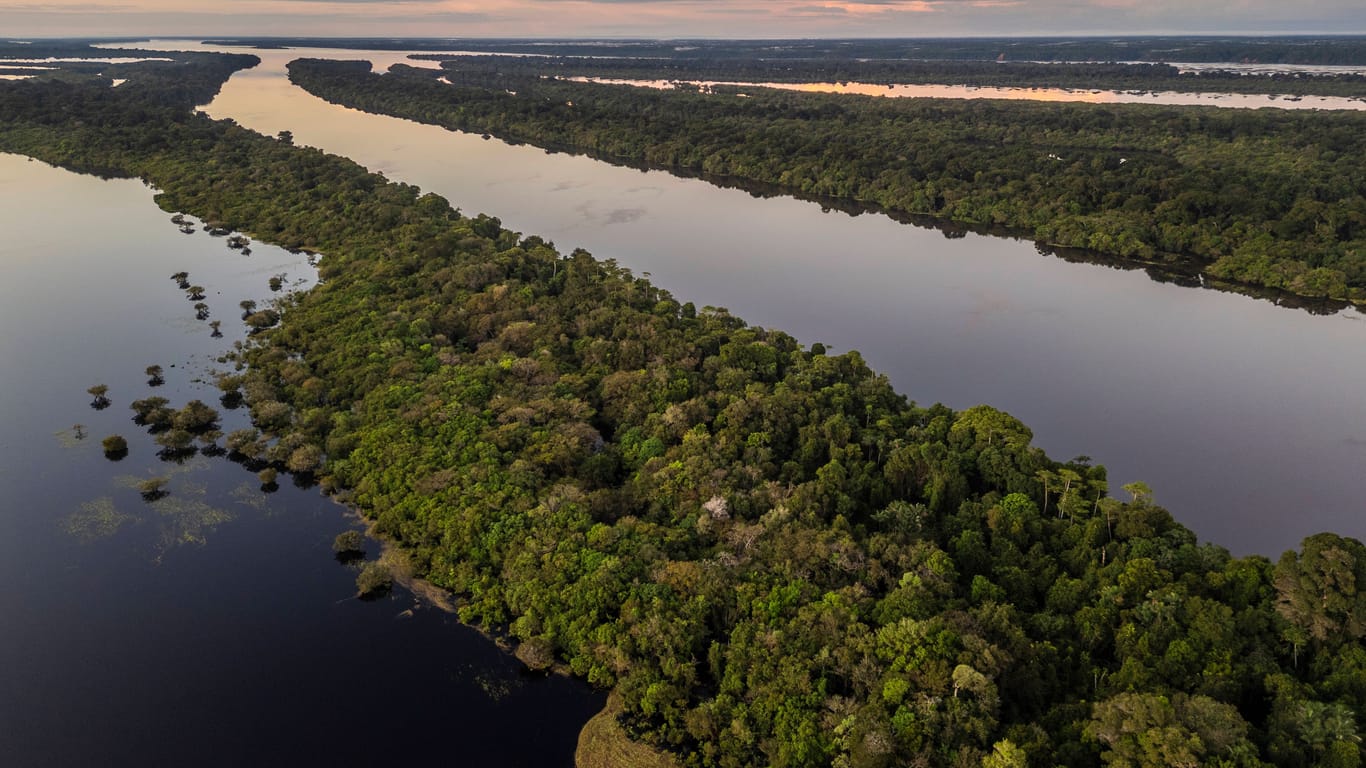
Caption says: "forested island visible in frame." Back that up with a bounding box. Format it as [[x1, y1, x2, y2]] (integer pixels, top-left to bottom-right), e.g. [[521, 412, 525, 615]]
[[405, 55, 1366, 99], [2, 47, 1364, 768], [286, 58, 1366, 304]]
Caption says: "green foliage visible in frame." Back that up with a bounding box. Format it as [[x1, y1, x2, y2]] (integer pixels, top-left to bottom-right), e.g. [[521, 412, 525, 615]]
[[4, 54, 1363, 768], [101, 434, 128, 459], [356, 561, 392, 597], [332, 529, 365, 556], [1086, 692, 1263, 768], [137, 476, 169, 500]]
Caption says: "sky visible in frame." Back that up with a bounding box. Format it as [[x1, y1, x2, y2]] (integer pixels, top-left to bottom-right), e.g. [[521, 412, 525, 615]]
[[4, 0, 1365, 39]]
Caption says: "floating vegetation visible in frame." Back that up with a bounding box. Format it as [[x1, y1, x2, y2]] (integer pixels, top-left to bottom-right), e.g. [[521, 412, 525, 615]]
[[63, 497, 134, 543], [54, 425, 91, 449], [229, 480, 271, 511], [149, 494, 234, 553], [71, 468, 235, 557], [113, 456, 210, 490], [474, 671, 521, 702]]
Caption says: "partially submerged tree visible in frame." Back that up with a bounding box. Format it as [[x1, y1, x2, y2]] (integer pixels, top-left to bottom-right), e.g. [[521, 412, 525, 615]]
[[332, 530, 365, 559], [154, 428, 195, 458], [172, 400, 220, 433], [130, 396, 173, 430], [137, 476, 169, 501], [145, 365, 164, 387], [244, 309, 280, 332], [355, 561, 392, 598], [87, 384, 110, 410], [101, 434, 128, 460]]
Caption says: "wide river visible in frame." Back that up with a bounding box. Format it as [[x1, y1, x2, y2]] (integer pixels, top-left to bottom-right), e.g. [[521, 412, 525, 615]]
[[117, 40, 1366, 557]]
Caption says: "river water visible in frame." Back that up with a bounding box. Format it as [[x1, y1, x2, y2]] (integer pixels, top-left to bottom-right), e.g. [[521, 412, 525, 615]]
[[566, 76, 1366, 111], [0, 154, 598, 766]]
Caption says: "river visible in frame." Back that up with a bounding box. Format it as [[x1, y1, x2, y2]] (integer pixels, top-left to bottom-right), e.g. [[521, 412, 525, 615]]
[[564, 76, 1366, 111], [106, 40, 1366, 558], [0, 153, 599, 766]]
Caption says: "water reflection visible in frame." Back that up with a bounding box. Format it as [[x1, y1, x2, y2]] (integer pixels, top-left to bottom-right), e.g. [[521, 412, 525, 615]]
[[568, 75, 1366, 111]]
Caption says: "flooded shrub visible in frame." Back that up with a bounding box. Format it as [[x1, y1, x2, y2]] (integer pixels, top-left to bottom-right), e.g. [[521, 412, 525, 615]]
[[332, 530, 365, 558], [356, 561, 392, 598], [137, 477, 169, 501], [173, 400, 220, 433], [87, 384, 110, 410], [101, 434, 128, 460]]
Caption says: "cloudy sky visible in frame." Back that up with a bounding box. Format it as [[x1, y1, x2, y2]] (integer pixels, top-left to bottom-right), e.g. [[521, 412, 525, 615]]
[[4, 0, 1365, 39]]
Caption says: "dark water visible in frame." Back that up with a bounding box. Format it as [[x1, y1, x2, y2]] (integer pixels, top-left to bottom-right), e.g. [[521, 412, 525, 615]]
[[0, 154, 599, 766], [110, 41, 1366, 558]]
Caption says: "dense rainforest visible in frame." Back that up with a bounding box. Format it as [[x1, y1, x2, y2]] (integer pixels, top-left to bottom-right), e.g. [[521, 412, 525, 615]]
[[2, 49, 1364, 768], [406, 55, 1366, 99], [205, 35, 1366, 66], [286, 59, 1366, 303]]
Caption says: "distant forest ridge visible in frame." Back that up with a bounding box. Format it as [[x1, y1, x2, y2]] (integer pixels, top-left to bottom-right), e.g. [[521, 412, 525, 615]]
[[195, 36, 1366, 65]]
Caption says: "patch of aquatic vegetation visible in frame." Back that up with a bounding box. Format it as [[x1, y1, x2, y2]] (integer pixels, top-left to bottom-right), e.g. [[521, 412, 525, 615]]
[[474, 671, 522, 702], [72, 464, 236, 557], [229, 480, 272, 511], [148, 494, 233, 553], [112, 455, 211, 489], [63, 497, 135, 542], [54, 425, 92, 449]]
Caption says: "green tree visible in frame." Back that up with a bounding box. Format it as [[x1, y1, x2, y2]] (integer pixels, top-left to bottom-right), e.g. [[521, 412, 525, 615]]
[[101, 434, 128, 459], [87, 383, 110, 409], [1086, 692, 1261, 768], [1275, 533, 1366, 647], [982, 739, 1027, 768]]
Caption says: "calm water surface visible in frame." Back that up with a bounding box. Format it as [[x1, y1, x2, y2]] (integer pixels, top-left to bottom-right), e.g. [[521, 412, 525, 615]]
[[0, 154, 598, 766], [567, 76, 1366, 111], [118, 41, 1366, 558]]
